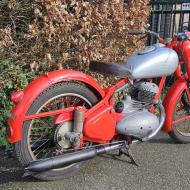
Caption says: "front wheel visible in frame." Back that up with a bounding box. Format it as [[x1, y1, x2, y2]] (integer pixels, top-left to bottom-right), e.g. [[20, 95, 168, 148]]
[[169, 91, 190, 143], [14, 82, 99, 180]]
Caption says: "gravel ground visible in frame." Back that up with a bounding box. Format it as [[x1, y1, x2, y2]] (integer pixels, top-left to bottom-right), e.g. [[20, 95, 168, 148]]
[[1, 132, 190, 190]]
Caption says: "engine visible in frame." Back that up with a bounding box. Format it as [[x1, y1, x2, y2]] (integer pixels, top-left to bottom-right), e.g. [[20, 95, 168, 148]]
[[115, 81, 160, 139]]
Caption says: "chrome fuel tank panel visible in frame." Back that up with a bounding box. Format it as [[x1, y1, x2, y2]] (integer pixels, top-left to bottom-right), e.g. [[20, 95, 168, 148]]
[[124, 43, 178, 79]]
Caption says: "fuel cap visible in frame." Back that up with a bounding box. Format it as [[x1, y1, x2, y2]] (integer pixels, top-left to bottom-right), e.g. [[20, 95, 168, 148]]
[[138, 46, 156, 55]]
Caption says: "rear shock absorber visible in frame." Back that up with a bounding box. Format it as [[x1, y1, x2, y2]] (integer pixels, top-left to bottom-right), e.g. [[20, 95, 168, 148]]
[[73, 106, 85, 136], [65, 106, 85, 148]]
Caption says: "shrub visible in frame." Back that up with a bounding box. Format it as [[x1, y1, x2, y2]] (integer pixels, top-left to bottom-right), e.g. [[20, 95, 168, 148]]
[[0, 0, 150, 85], [0, 49, 37, 149]]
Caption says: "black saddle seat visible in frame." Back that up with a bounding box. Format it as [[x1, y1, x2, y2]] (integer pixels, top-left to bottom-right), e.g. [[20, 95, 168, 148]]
[[89, 60, 131, 78]]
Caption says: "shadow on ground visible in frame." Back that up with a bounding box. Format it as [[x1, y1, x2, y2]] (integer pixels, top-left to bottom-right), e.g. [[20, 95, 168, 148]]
[[148, 136, 175, 144], [0, 150, 36, 184]]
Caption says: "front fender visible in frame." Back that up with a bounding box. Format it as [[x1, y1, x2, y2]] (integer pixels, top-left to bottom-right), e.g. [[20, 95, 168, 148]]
[[162, 78, 188, 133], [8, 70, 105, 143]]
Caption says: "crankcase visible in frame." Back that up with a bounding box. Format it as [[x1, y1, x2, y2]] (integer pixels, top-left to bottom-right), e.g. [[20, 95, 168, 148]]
[[116, 110, 159, 138]]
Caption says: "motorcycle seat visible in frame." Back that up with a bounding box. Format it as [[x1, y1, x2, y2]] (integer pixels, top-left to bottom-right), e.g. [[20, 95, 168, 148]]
[[89, 60, 131, 78]]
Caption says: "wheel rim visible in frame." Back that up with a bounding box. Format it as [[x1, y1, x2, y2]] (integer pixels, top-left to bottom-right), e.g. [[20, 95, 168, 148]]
[[173, 93, 190, 137], [27, 93, 92, 170]]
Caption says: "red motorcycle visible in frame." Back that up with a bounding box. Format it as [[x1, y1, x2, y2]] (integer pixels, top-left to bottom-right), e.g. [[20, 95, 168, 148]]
[[7, 28, 190, 180]]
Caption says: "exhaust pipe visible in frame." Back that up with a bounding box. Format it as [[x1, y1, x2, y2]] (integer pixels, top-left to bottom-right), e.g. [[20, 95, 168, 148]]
[[26, 143, 124, 172], [143, 102, 165, 141]]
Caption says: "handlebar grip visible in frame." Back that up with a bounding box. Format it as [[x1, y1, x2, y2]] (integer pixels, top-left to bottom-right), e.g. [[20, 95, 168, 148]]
[[128, 30, 145, 35]]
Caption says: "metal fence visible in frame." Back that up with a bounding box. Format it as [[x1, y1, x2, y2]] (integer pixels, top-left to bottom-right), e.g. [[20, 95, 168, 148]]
[[149, 0, 190, 44]]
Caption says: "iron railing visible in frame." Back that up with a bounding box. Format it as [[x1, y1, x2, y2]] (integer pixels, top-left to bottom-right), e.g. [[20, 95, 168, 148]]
[[149, 0, 190, 44]]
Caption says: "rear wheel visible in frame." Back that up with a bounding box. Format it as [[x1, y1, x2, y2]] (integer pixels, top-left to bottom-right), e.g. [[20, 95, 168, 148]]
[[14, 82, 98, 180], [170, 91, 190, 143]]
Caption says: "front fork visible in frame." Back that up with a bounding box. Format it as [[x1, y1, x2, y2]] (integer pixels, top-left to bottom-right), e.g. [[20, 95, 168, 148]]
[[184, 82, 190, 103], [162, 78, 189, 133]]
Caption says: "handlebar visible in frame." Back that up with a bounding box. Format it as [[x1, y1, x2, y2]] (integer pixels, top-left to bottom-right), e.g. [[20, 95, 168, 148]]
[[128, 29, 165, 43], [128, 30, 146, 35]]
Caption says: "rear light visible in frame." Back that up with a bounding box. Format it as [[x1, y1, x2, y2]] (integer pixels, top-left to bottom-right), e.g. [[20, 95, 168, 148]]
[[11, 90, 24, 104]]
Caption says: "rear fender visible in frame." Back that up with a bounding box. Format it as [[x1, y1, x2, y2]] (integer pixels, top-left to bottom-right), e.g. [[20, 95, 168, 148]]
[[162, 78, 188, 133], [8, 70, 105, 143]]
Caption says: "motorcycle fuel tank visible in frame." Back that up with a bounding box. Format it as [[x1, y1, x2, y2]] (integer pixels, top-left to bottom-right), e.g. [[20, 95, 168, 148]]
[[124, 43, 178, 79]]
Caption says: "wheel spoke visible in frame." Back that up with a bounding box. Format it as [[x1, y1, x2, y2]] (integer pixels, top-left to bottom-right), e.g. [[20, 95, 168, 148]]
[[72, 97, 81, 107], [32, 139, 51, 154], [34, 142, 52, 158], [30, 133, 50, 146]]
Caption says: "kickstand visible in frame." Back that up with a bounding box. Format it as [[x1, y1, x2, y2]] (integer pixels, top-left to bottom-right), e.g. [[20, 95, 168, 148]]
[[105, 141, 139, 167], [119, 143, 139, 167]]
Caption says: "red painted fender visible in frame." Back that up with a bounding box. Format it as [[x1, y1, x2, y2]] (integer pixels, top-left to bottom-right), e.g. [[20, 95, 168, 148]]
[[162, 78, 188, 133], [8, 70, 105, 143]]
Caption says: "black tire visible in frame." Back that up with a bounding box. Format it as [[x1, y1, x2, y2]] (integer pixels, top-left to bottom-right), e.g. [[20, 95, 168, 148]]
[[14, 82, 98, 180], [169, 91, 190, 143]]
